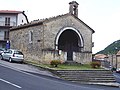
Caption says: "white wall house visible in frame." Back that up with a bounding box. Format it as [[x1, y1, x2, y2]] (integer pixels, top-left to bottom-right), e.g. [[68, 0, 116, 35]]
[[0, 10, 28, 48]]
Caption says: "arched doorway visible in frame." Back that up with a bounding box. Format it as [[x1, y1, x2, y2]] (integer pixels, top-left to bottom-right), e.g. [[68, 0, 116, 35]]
[[55, 27, 83, 61]]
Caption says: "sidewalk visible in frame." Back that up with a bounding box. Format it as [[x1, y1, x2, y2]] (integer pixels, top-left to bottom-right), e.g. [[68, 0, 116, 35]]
[[0, 60, 55, 77]]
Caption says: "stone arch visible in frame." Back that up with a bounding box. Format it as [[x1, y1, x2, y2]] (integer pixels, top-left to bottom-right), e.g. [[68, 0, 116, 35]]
[[55, 27, 84, 51]]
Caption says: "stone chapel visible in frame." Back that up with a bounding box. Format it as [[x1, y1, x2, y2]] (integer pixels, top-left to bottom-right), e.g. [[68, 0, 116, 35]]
[[10, 1, 95, 64]]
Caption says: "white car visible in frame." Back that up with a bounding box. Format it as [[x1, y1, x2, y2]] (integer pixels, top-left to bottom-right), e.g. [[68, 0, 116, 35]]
[[116, 68, 120, 73], [0, 48, 5, 55], [0, 49, 24, 63]]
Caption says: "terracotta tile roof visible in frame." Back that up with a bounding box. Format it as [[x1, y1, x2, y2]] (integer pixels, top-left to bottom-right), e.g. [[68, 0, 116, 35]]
[[0, 10, 22, 14], [117, 50, 120, 56], [94, 54, 108, 60]]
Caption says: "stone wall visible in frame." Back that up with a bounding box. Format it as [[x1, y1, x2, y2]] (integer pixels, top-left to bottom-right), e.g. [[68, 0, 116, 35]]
[[42, 51, 92, 64], [74, 52, 92, 64], [10, 25, 44, 62]]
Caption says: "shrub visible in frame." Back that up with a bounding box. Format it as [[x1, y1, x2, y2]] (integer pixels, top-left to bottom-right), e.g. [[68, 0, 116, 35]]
[[90, 61, 101, 68], [111, 67, 116, 71], [50, 60, 61, 67]]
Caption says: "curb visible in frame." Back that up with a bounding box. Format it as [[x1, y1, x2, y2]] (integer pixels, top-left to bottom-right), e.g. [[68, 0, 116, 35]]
[[88, 82, 120, 88]]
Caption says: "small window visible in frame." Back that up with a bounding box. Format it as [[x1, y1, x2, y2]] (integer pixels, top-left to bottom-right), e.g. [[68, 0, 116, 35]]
[[29, 31, 33, 43], [5, 17, 10, 26], [14, 51, 23, 55], [22, 20, 23, 23]]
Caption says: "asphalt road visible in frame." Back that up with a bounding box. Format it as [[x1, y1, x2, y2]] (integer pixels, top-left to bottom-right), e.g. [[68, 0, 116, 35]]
[[0, 65, 99, 90], [114, 72, 120, 83], [0, 60, 120, 90]]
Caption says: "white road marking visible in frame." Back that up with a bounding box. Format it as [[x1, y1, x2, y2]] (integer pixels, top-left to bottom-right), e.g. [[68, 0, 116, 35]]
[[0, 78, 22, 89]]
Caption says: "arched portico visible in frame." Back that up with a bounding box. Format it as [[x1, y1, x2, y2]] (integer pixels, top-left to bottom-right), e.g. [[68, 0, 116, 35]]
[[55, 27, 84, 61]]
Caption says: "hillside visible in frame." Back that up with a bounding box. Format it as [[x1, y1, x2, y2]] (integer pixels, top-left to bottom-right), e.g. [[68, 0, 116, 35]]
[[96, 40, 120, 54]]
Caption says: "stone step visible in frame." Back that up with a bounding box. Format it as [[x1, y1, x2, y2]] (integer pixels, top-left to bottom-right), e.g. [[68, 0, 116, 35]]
[[56, 70, 111, 71], [54, 70, 116, 83], [58, 74, 113, 76], [62, 75, 115, 78], [73, 80, 116, 83], [64, 78, 116, 83], [56, 69, 109, 71], [59, 73, 113, 77], [57, 72, 113, 76], [66, 78, 116, 81], [60, 73, 114, 75], [89, 80, 116, 82], [61, 75, 115, 78], [64, 78, 115, 81], [59, 71, 113, 73], [56, 71, 113, 74]]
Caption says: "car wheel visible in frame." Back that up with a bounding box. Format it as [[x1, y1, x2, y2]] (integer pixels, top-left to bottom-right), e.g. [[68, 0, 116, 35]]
[[0, 55, 3, 60], [20, 60, 24, 64], [9, 58, 12, 63]]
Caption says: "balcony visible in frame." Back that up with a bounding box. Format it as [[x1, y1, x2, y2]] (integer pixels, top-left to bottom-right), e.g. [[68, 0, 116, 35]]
[[0, 21, 16, 26], [0, 37, 9, 41]]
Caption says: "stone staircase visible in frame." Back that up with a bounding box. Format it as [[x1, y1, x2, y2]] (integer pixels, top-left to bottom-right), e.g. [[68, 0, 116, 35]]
[[52, 70, 116, 84]]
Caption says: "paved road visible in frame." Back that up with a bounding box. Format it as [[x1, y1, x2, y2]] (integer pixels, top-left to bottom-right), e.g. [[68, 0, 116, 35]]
[[0, 60, 54, 77], [114, 72, 120, 83], [0, 65, 101, 90], [0, 60, 120, 90]]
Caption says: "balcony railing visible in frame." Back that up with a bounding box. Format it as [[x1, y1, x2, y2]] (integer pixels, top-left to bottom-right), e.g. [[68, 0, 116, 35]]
[[0, 21, 16, 26], [0, 37, 9, 41]]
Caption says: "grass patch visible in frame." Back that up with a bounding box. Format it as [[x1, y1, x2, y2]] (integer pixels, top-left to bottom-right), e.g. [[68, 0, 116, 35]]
[[47, 64, 103, 70], [24, 60, 103, 70]]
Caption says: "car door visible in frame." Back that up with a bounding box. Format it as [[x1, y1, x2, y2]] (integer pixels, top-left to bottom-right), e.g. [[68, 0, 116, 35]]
[[3, 50, 12, 60], [2, 50, 9, 59]]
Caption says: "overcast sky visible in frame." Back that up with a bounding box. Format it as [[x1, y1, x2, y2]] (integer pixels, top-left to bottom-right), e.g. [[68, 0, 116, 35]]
[[0, 0, 120, 54]]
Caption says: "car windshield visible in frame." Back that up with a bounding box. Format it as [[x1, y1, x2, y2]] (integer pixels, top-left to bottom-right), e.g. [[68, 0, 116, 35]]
[[14, 51, 23, 55], [0, 48, 5, 51]]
